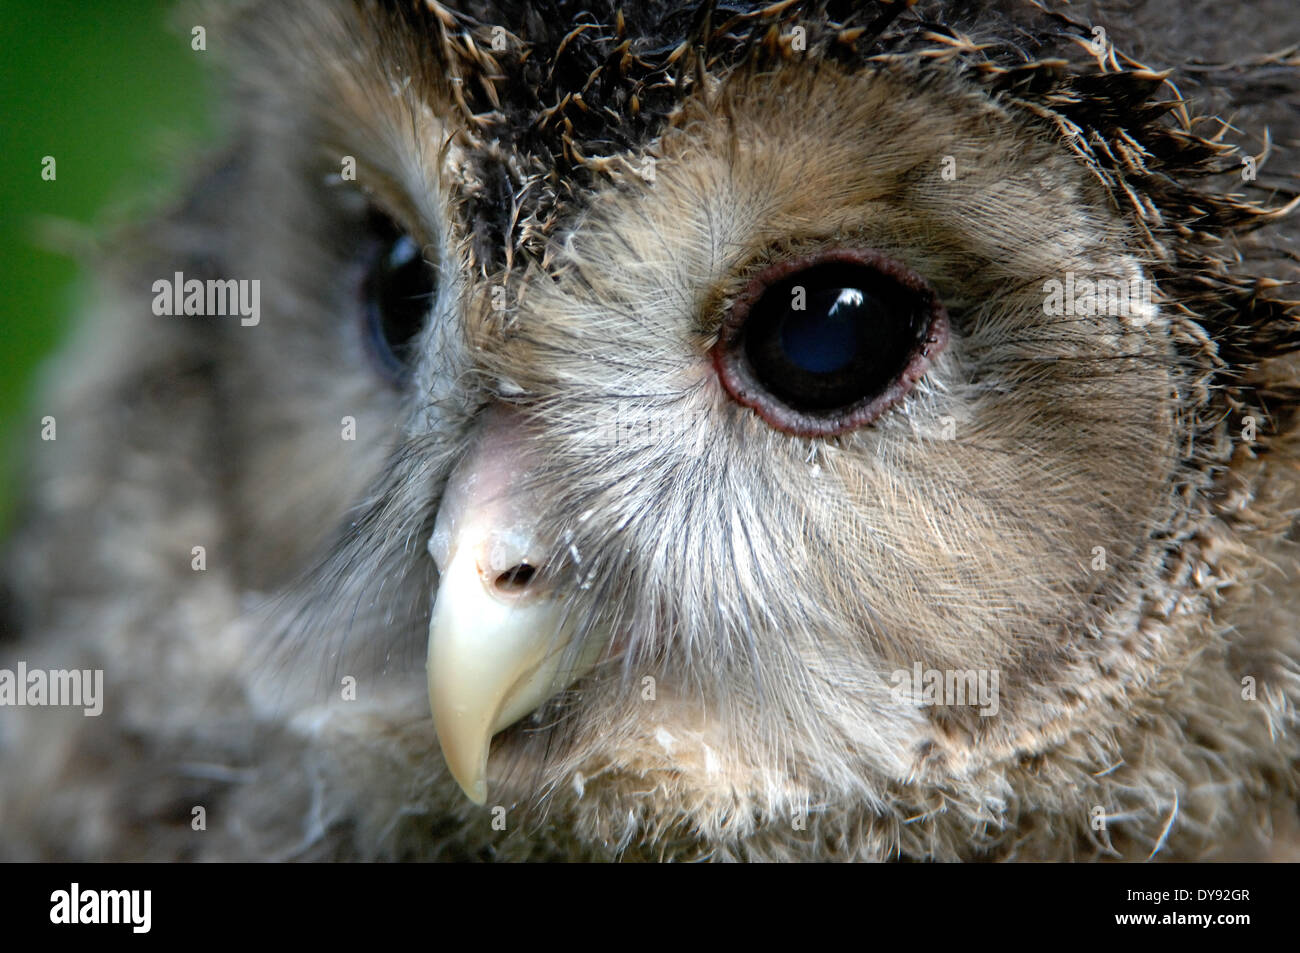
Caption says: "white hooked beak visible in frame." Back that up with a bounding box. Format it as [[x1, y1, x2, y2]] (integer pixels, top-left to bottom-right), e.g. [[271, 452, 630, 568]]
[[426, 406, 604, 804]]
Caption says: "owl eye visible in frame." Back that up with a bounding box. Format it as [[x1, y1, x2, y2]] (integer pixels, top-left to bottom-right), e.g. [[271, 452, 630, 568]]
[[360, 209, 437, 381], [713, 250, 948, 436]]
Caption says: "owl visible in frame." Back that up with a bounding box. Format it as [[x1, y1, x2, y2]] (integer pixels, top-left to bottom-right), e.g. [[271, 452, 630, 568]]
[[2, 0, 1299, 862]]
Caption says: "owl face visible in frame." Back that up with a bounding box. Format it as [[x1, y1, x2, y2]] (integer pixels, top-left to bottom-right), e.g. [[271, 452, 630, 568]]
[[10, 0, 1297, 862], [450, 69, 1186, 830], [209, 0, 1207, 856]]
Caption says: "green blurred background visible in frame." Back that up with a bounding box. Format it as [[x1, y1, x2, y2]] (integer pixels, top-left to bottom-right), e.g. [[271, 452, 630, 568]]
[[0, 0, 214, 531]]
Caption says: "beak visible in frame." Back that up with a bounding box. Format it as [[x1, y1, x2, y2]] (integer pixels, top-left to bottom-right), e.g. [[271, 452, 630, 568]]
[[426, 406, 603, 804]]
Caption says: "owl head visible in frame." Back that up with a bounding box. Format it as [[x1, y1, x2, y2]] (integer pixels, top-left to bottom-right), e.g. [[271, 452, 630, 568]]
[[4, 0, 1298, 861]]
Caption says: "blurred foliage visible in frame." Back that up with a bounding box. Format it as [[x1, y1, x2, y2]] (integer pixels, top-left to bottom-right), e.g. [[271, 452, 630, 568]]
[[0, 0, 214, 531]]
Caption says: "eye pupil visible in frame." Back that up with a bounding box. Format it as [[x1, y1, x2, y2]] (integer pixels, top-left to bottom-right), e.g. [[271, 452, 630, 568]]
[[779, 287, 869, 374], [362, 212, 436, 381], [715, 252, 949, 435]]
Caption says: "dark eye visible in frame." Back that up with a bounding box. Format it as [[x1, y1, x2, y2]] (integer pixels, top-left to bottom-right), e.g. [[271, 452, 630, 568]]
[[361, 209, 436, 382], [712, 249, 948, 436]]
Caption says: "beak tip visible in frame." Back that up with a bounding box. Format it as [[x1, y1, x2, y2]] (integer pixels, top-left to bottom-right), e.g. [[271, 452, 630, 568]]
[[437, 738, 490, 805], [431, 703, 493, 806]]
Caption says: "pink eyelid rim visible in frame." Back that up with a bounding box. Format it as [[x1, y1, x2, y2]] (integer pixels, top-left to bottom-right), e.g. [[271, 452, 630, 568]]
[[710, 247, 950, 437]]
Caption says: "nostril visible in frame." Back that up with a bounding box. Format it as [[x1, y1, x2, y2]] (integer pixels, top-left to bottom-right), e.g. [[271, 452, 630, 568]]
[[494, 563, 537, 592]]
